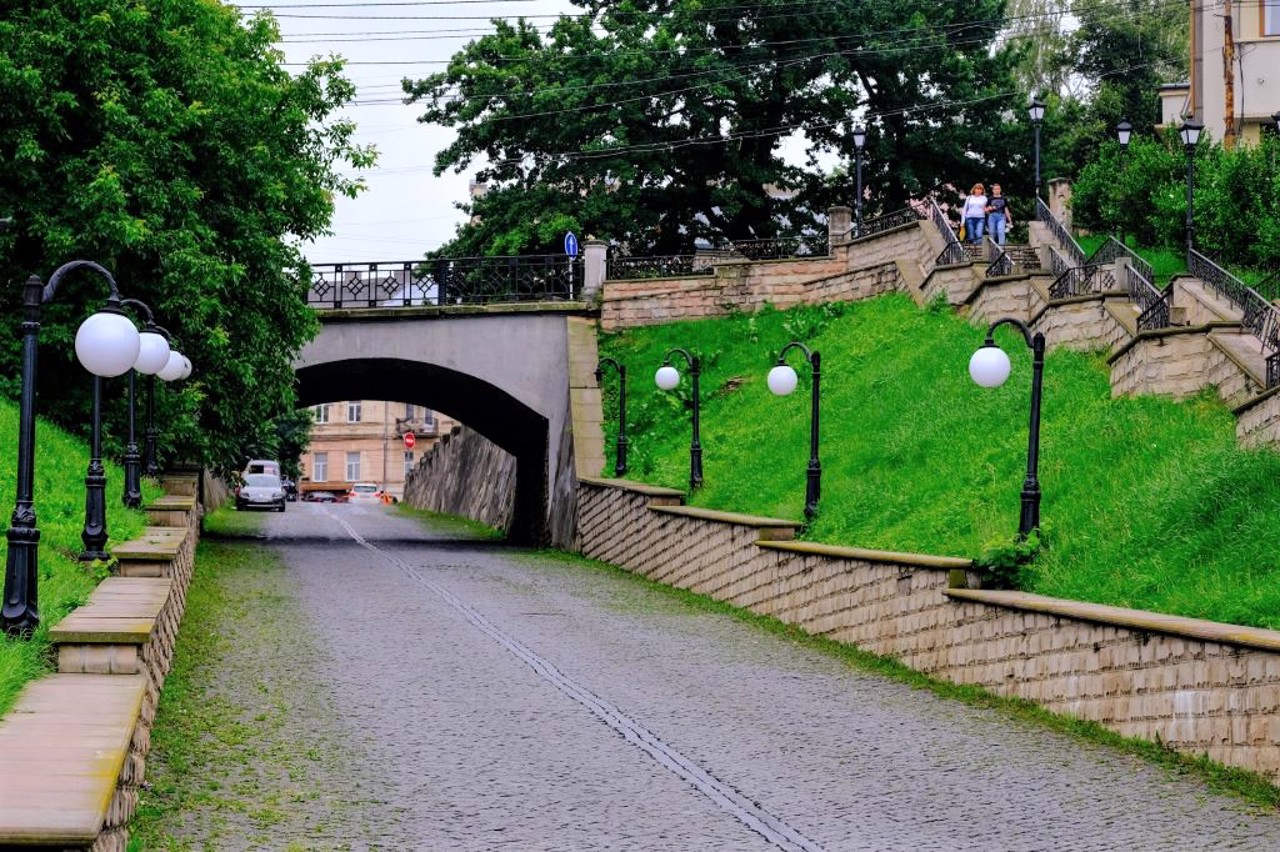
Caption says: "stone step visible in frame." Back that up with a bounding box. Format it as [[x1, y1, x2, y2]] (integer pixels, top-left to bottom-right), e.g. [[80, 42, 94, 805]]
[[1179, 276, 1244, 324]]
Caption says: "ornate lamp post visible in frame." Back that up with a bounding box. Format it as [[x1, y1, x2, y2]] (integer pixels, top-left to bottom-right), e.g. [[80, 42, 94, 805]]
[[595, 357, 629, 477], [853, 125, 867, 238], [969, 317, 1046, 540], [1028, 98, 1046, 198], [655, 348, 703, 490], [4, 261, 141, 635], [1116, 119, 1132, 246], [119, 300, 171, 508], [767, 342, 822, 522], [1179, 119, 1203, 253]]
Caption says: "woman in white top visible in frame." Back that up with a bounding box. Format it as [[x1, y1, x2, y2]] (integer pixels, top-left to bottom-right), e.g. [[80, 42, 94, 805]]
[[962, 183, 988, 245]]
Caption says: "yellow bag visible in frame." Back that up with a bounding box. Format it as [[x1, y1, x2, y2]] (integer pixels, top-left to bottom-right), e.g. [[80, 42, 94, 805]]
[[958, 221, 966, 241]]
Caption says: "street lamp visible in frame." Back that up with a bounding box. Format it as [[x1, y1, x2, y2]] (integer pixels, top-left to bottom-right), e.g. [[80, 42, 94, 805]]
[[4, 261, 141, 635], [969, 317, 1046, 540], [1029, 98, 1046, 198], [1116, 119, 1132, 245], [142, 335, 191, 477], [119, 300, 171, 508], [767, 342, 822, 523], [1180, 119, 1203, 253], [655, 348, 703, 490], [853, 125, 867, 238], [595, 357, 629, 477]]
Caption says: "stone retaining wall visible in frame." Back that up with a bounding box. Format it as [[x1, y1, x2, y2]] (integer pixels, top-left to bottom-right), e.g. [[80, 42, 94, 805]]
[[1236, 388, 1280, 447], [1108, 325, 1235, 400], [403, 425, 517, 533], [1031, 294, 1131, 352], [576, 477, 1280, 781]]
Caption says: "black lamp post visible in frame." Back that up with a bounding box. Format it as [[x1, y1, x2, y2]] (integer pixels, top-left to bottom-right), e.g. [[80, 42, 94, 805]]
[[1180, 119, 1203, 253], [119, 300, 171, 508], [1116, 119, 1132, 246], [1029, 98, 1046, 198], [767, 342, 822, 522], [595, 357, 629, 477], [969, 317, 1046, 539], [655, 348, 703, 490], [4, 261, 142, 635], [853, 125, 866, 238]]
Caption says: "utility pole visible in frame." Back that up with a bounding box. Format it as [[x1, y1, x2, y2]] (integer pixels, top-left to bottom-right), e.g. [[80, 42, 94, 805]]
[[1223, 0, 1237, 149]]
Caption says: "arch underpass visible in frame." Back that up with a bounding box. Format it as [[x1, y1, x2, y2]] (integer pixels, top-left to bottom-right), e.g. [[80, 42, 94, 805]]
[[294, 307, 598, 546]]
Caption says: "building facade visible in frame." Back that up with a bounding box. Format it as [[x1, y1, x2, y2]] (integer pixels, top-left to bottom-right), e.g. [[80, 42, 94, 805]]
[[302, 400, 456, 499], [1165, 0, 1280, 144]]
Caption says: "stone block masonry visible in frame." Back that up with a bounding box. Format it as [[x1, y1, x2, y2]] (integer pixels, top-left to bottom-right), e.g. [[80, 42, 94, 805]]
[[576, 477, 1280, 781], [403, 425, 517, 533]]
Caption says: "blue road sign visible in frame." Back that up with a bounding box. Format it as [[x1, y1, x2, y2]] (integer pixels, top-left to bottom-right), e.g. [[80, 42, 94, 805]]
[[564, 232, 579, 257]]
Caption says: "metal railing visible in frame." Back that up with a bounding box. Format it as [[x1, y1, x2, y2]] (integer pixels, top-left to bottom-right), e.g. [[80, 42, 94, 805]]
[[727, 235, 829, 261], [1048, 264, 1115, 299], [984, 236, 1013, 278], [1130, 265, 1173, 332], [1254, 266, 1280, 303], [1035, 197, 1086, 267], [1087, 236, 1155, 287], [306, 257, 581, 309], [1045, 244, 1073, 278], [607, 252, 716, 280], [930, 198, 965, 266], [1188, 249, 1280, 386]]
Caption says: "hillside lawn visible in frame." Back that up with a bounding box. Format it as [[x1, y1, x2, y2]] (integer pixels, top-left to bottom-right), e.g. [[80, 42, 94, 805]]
[[598, 294, 1280, 631], [0, 400, 159, 714]]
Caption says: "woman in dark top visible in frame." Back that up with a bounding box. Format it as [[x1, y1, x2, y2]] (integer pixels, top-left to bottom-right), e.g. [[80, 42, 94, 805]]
[[986, 184, 1011, 246]]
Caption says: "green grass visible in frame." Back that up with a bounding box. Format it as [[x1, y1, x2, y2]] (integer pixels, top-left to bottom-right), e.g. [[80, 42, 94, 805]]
[[521, 546, 1280, 811], [393, 502, 504, 539], [1076, 234, 1187, 282], [0, 398, 160, 715], [599, 294, 1280, 630]]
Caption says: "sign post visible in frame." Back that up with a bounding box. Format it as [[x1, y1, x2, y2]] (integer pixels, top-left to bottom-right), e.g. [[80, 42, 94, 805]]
[[564, 231, 579, 300], [403, 431, 416, 450]]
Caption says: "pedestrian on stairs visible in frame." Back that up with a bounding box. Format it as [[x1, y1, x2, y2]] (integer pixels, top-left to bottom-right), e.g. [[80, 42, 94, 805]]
[[986, 184, 1012, 246], [962, 183, 988, 245]]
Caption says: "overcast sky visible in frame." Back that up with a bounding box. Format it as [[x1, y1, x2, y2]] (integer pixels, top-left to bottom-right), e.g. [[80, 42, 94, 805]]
[[261, 0, 577, 264]]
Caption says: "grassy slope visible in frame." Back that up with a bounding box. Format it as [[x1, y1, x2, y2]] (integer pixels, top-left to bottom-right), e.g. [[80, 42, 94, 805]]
[[0, 398, 160, 714], [599, 294, 1280, 630], [1076, 235, 1187, 282]]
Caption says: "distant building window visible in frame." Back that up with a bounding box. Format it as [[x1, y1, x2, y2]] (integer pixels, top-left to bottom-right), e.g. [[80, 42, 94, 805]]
[[404, 451, 415, 477], [347, 401, 362, 423], [313, 404, 330, 424], [346, 452, 361, 481], [1269, 1, 1280, 36], [313, 453, 328, 482], [404, 403, 415, 419]]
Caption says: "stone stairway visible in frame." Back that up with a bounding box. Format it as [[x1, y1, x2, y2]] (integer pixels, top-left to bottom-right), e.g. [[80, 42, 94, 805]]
[[1004, 244, 1041, 272]]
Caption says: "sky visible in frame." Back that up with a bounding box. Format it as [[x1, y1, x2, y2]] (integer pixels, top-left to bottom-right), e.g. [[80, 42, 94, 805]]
[[259, 0, 577, 264]]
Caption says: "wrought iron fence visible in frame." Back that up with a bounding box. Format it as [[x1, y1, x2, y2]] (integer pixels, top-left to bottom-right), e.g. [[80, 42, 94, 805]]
[[727, 235, 829, 260], [1189, 249, 1280, 387], [1254, 266, 1280, 303], [1046, 244, 1072, 278], [1048, 264, 1115, 299], [608, 253, 715, 280], [844, 207, 925, 241], [1087, 236, 1155, 286], [1135, 278, 1174, 333], [929, 198, 965, 266], [1035, 197, 1086, 267], [306, 257, 581, 309], [983, 236, 1013, 278]]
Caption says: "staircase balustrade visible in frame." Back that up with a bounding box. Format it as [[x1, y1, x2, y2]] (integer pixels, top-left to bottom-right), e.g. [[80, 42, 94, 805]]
[[929, 198, 966, 266], [983, 236, 1014, 278], [1088, 236, 1155, 288], [607, 252, 715, 280], [1049, 264, 1114, 299], [1035, 197, 1086, 267], [726, 235, 829, 261], [1188, 249, 1280, 387]]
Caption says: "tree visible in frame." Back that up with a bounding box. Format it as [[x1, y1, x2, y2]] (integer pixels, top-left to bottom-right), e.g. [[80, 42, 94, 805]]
[[0, 0, 373, 476], [405, 0, 1021, 256]]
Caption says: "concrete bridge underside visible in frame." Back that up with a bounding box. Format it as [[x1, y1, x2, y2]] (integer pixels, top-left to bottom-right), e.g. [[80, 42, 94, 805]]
[[295, 309, 595, 545]]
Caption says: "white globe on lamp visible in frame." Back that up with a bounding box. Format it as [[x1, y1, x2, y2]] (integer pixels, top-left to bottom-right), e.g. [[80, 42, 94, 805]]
[[133, 330, 171, 375], [75, 310, 141, 378], [969, 344, 1012, 388], [655, 365, 680, 390], [179, 355, 192, 380], [767, 364, 799, 396], [157, 350, 186, 381]]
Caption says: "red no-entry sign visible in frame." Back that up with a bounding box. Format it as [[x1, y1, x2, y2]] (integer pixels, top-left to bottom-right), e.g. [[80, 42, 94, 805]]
[[403, 431, 416, 449]]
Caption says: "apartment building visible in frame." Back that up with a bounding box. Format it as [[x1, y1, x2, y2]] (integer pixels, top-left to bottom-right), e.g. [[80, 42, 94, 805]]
[[302, 400, 456, 499]]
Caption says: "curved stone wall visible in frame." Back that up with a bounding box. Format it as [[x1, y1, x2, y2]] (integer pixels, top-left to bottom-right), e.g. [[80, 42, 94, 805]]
[[402, 425, 517, 533]]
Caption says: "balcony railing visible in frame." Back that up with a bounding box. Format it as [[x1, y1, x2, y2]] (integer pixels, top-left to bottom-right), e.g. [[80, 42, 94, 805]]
[[306, 257, 582, 309]]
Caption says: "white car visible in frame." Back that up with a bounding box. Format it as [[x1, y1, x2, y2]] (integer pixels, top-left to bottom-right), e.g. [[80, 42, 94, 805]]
[[347, 482, 382, 503], [236, 474, 287, 512]]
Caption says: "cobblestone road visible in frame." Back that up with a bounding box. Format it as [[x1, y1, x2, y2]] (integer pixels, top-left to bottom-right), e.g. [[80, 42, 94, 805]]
[[150, 503, 1280, 850]]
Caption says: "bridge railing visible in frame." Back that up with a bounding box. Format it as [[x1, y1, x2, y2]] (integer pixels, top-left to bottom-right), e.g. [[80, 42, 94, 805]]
[[307, 256, 583, 309]]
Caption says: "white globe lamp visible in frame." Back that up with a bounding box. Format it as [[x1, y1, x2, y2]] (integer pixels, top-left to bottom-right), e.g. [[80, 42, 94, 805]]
[[158, 350, 186, 381], [75, 310, 141, 378], [767, 364, 799, 396], [133, 330, 171, 375], [969, 344, 1012, 388], [655, 365, 680, 390]]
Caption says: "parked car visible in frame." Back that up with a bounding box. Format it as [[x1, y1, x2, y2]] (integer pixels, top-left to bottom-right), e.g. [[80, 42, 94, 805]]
[[303, 491, 346, 503], [236, 473, 287, 512], [348, 482, 382, 503]]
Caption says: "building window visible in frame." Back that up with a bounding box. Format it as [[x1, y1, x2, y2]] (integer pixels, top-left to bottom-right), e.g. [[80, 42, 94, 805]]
[[313, 452, 328, 482], [424, 407, 437, 429], [313, 404, 330, 424], [1269, 0, 1280, 36], [404, 403, 415, 420], [347, 401, 362, 423], [346, 451, 361, 481], [404, 451, 415, 477]]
